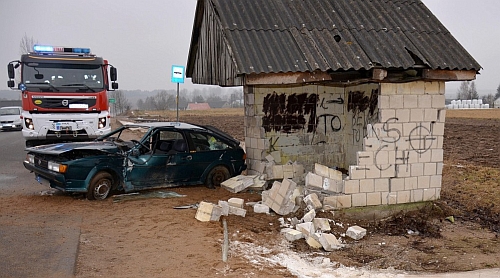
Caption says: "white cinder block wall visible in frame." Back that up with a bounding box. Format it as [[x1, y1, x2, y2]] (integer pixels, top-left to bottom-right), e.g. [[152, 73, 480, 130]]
[[244, 81, 446, 208]]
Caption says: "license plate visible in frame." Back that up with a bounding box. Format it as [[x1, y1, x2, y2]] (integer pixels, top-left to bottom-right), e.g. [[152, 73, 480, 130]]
[[52, 122, 77, 131]]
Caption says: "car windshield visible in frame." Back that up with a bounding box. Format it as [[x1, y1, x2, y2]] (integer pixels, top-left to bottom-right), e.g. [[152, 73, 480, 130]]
[[0, 108, 20, 116], [23, 62, 104, 91]]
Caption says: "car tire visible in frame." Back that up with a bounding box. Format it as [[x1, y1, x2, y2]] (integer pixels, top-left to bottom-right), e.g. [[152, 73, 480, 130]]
[[87, 172, 113, 200], [205, 166, 230, 189]]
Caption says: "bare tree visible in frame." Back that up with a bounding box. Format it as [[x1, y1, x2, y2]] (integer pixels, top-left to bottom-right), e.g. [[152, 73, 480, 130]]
[[19, 33, 37, 55], [482, 94, 496, 107], [109, 90, 130, 115], [456, 81, 479, 100], [154, 90, 169, 110]]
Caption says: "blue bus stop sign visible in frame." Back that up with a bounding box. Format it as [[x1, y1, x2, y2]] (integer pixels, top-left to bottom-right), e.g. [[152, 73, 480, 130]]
[[171, 65, 185, 83]]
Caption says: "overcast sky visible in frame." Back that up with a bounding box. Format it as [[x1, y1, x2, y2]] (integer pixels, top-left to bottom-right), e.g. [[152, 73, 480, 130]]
[[1, 0, 498, 96]]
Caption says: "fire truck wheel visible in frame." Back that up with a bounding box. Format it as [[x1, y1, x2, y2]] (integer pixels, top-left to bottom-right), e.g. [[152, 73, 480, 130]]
[[87, 172, 113, 200]]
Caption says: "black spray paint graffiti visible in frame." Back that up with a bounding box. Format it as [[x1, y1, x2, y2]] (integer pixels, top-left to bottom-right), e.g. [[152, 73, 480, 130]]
[[348, 89, 379, 143], [262, 92, 318, 133]]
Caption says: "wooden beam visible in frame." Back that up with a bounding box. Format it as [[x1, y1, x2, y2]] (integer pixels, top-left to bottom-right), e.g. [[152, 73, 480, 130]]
[[246, 71, 332, 85], [422, 69, 476, 81]]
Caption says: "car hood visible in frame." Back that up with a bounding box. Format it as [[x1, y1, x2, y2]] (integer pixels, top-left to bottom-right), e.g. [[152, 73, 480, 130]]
[[26, 141, 119, 155]]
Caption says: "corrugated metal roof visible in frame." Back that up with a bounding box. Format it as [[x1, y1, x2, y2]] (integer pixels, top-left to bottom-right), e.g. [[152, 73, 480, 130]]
[[207, 0, 481, 75]]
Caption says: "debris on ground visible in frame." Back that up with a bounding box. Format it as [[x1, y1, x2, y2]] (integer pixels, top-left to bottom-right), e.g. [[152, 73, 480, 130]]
[[112, 191, 186, 202]]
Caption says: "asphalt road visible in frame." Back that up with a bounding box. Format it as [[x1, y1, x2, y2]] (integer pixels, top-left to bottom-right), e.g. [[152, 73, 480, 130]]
[[0, 130, 80, 278]]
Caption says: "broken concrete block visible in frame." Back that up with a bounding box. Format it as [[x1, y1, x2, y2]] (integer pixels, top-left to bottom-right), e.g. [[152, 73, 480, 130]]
[[329, 168, 343, 180], [228, 197, 244, 209], [346, 225, 367, 240], [318, 233, 343, 251], [303, 193, 322, 211], [314, 163, 331, 178], [306, 235, 323, 249], [263, 179, 297, 216], [255, 161, 266, 174], [228, 206, 247, 217], [301, 209, 316, 223], [296, 222, 315, 237], [253, 203, 270, 214], [218, 200, 229, 216], [221, 175, 254, 193], [312, 218, 331, 232], [195, 201, 222, 222], [305, 172, 323, 189], [281, 228, 304, 241], [249, 175, 267, 190]]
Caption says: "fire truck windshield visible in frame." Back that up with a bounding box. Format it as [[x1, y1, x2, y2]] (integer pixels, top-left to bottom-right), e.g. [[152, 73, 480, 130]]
[[23, 63, 104, 91]]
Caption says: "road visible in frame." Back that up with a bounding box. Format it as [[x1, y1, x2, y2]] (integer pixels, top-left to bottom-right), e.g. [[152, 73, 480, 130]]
[[0, 130, 80, 278]]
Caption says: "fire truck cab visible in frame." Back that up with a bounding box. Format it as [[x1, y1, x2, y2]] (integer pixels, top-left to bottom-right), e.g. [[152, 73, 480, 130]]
[[7, 45, 118, 147]]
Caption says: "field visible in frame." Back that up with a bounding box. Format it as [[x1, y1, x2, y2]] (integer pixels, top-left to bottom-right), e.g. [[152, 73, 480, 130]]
[[2, 108, 500, 277]]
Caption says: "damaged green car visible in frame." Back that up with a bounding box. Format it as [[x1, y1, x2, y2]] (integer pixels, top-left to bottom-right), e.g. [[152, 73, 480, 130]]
[[23, 122, 247, 200]]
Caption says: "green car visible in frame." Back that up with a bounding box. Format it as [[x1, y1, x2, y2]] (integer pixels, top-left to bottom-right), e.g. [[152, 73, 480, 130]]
[[23, 122, 247, 200]]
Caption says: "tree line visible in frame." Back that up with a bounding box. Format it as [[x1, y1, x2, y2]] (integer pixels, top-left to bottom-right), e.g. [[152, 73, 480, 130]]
[[456, 81, 500, 106]]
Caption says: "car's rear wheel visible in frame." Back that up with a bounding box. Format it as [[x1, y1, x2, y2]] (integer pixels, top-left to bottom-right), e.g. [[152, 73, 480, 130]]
[[205, 166, 230, 189], [87, 172, 113, 200]]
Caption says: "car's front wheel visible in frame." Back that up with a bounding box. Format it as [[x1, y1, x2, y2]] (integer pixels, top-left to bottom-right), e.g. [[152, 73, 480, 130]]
[[87, 172, 113, 200], [205, 166, 230, 189]]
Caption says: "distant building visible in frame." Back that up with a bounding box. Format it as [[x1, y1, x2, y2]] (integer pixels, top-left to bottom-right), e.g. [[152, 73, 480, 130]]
[[187, 103, 211, 110]]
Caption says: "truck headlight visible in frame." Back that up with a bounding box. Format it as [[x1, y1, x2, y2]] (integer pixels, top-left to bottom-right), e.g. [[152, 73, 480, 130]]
[[48, 161, 68, 173], [24, 118, 34, 130], [98, 117, 107, 129]]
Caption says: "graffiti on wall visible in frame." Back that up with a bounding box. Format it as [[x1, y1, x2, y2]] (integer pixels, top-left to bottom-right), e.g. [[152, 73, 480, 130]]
[[262, 92, 318, 133]]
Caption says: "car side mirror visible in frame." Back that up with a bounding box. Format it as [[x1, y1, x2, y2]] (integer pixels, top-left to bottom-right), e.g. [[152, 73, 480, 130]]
[[8, 64, 15, 79], [110, 67, 117, 81]]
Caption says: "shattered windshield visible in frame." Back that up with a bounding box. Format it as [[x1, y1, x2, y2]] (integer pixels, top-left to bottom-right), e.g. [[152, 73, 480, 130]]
[[0, 108, 21, 116], [23, 62, 104, 91]]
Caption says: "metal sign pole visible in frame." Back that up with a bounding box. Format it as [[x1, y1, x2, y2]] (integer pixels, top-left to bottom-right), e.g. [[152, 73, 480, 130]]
[[176, 83, 179, 122]]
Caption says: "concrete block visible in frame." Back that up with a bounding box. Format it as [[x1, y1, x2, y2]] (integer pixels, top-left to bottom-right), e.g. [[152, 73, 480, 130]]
[[328, 168, 343, 180], [395, 164, 411, 178], [410, 108, 424, 122], [403, 95, 418, 109], [304, 193, 323, 211], [306, 235, 323, 249], [281, 228, 303, 242], [318, 233, 343, 251], [360, 179, 375, 193], [404, 177, 418, 190], [301, 209, 316, 223], [397, 190, 411, 204], [374, 178, 390, 192], [418, 94, 432, 108], [411, 163, 424, 177], [432, 122, 445, 136], [390, 178, 405, 191], [431, 149, 444, 162], [346, 225, 367, 240], [195, 201, 222, 222], [270, 150, 282, 164], [218, 200, 229, 216], [312, 218, 331, 232], [322, 195, 352, 210], [411, 189, 424, 202], [228, 206, 247, 217], [352, 193, 367, 207], [423, 188, 437, 201], [374, 150, 390, 165], [380, 164, 396, 178], [221, 175, 255, 193], [379, 95, 390, 109], [417, 151, 432, 163], [265, 154, 275, 162], [343, 179, 359, 194], [367, 192, 382, 206], [349, 165, 366, 180], [305, 172, 324, 189], [430, 175, 442, 188], [314, 163, 330, 178], [323, 178, 343, 193], [424, 109, 438, 122], [417, 175, 430, 189], [389, 94, 404, 109], [364, 137, 381, 151], [296, 222, 315, 237], [365, 166, 381, 179], [395, 109, 410, 123], [357, 151, 374, 166], [432, 95, 446, 109], [228, 197, 244, 209], [253, 203, 270, 214], [379, 109, 396, 123], [382, 192, 397, 205]]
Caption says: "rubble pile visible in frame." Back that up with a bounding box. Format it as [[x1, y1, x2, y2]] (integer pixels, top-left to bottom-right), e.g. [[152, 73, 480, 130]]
[[197, 162, 369, 253]]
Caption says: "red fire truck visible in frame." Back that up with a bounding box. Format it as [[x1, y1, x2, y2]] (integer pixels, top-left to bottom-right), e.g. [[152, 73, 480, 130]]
[[7, 45, 118, 147]]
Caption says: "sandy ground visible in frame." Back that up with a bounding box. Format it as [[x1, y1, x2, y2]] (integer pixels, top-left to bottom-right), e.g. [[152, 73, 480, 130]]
[[1, 108, 500, 277]]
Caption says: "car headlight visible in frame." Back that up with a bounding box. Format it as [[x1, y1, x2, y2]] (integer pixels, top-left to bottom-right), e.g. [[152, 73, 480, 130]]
[[98, 117, 107, 129], [26, 154, 35, 164], [48, 161, 68, 173]]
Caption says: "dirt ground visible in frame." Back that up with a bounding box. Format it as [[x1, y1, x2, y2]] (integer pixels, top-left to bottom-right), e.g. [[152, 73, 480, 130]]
[[2, 108, 500, 277]]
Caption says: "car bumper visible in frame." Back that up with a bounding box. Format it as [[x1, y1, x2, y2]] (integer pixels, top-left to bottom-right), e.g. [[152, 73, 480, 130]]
[[23, 161, 87, 193]]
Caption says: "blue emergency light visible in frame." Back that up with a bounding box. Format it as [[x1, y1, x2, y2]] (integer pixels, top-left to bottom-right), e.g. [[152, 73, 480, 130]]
[[33, 45, 91, 54]]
